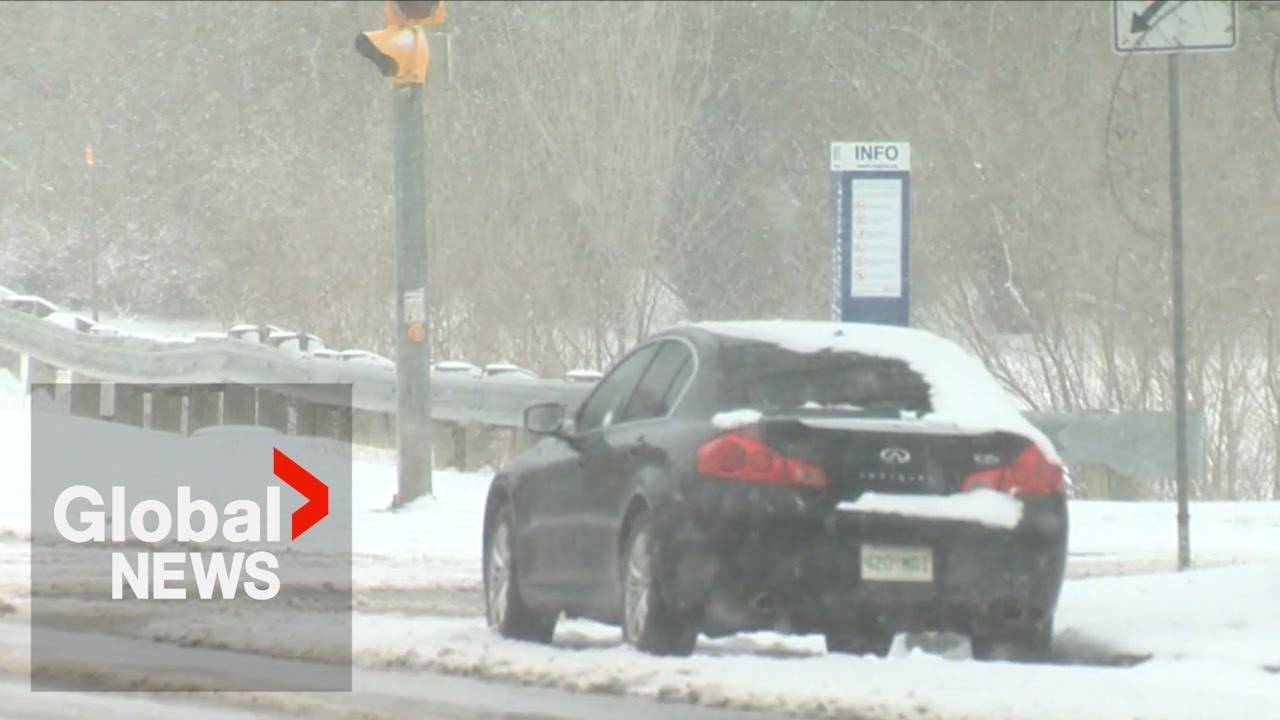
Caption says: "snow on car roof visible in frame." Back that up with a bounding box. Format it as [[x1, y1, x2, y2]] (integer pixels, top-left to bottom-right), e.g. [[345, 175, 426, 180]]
[[694, 320, 1059, 462]]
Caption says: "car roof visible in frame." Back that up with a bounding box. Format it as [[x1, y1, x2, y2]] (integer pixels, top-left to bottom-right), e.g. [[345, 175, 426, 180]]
[[651, 320, 1060, 462], [655, 319, 955, 349], [650, 320, 866, 348]]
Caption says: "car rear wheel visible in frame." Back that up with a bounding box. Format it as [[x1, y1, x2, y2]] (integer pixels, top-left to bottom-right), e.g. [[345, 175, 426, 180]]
[[971, 618, 1053, 663], [485, 504, 556, 643], [824, 627, 895, 657], [621, 513, 697, 657]]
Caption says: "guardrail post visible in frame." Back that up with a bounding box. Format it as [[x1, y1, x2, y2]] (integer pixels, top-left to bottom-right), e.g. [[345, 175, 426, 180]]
[[149, 387, 185, 433], [68, 374, 100, 418], [294, 399, 319, 437], [380, 411, 396, 448], [353, 409, 394, 449], [320, 405, 352, 443], [430, 422, 458, 469], [352, 409, 379, 447], [112, 384, 145, 427], [463, 421, 491, 472], [452, 422, 468, 469], [512, 426, 536, 458], [25, 357, 57, 401], [223, 384, 256, 425], [257, 389, 290, 434], [188, 385, 222, 433]]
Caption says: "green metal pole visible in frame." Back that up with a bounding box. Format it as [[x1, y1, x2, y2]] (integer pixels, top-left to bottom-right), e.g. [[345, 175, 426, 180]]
[[86, 144, 100, 323], [1168, 52, 1190, 571], [392, 82, 432, 505]]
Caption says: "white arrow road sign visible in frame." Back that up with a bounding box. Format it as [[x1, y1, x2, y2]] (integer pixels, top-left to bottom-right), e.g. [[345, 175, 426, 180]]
[[1114, 0, 1237, 54]]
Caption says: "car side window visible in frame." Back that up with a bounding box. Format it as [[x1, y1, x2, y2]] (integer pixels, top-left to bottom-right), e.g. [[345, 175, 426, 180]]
[[575, 343, 661, 434], [619, 341, 695, 423], [660, 350, 693, 411]]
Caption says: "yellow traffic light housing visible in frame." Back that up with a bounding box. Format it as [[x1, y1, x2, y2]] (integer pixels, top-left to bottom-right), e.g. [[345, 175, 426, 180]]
[[355, 0, 447, 85]]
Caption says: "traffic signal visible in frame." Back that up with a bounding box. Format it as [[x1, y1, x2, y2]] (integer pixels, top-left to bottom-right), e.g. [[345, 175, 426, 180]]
[[355, 0, 447, 85]]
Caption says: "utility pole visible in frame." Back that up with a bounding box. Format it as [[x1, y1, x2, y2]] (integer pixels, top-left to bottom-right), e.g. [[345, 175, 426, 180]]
[[85, 143, 99, 323], [356, 0, 447, 505]]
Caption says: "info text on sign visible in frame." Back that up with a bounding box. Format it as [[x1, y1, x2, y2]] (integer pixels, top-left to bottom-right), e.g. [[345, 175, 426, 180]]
[[831, 142, 911, 172]]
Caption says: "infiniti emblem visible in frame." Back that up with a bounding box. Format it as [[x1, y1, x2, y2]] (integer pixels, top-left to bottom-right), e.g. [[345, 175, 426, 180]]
[[879, 446, 912, 465]]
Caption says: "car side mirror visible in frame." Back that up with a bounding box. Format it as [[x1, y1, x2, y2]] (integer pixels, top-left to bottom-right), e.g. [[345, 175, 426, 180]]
[[523, 402, 567, 436]]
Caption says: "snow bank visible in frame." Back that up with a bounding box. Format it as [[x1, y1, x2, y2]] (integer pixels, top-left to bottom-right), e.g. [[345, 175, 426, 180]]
[[0, 370, 27, 414], [367, 622, 1274, 720], [92, 578, 1280, 720], [839, 489, 1024, 530], [0, 408, 484, 574], [290, 593, 1280, 720], [1056, 561, 1280, 668], [696, 321, 1061, 463], [1068, 499, 1280, 573], [349, 460, 488, 588], [0, 384, 31, 538]]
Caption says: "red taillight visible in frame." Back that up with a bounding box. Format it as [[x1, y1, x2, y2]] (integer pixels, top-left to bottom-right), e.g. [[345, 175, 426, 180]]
[[696, 431, 827, 490], [962, 444, 1064, 495]]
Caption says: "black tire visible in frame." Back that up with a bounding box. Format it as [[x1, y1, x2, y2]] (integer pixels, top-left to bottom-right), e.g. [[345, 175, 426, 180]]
[[825, 627, 896, 657], [971, 618, 1054, 663], [621, 512, 697, 656], [484, 503, 556, 643]]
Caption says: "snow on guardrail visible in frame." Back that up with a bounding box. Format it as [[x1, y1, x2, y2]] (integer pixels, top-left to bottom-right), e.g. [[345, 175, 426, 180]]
[[0, 295, 593, 428]]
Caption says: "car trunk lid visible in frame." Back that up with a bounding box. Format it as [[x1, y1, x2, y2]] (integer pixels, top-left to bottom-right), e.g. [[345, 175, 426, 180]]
[[751, 413, 1034, 502]]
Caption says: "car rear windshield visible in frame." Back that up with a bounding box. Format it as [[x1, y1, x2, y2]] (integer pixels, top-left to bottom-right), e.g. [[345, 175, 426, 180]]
[[718, 341, 933, 416]]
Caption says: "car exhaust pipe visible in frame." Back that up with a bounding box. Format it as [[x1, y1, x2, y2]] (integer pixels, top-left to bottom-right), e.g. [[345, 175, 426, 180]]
[[751, 592, 779, 615]]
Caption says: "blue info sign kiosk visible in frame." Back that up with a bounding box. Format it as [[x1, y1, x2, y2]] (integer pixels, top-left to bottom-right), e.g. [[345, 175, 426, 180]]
[[830, 142, 911, 327]]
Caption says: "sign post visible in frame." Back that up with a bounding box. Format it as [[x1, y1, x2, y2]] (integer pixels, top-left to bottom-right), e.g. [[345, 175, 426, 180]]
[[1112, 0, 1237, 571], [830, 142, 911, 327]]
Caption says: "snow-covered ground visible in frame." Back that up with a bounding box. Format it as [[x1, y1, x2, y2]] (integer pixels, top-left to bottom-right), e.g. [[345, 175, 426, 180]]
[[26, 563, 1274, 720], [1, 372, 1279, 719]]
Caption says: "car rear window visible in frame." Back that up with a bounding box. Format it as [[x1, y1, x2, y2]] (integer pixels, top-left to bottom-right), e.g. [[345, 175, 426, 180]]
[[718, 341, 932, 416]]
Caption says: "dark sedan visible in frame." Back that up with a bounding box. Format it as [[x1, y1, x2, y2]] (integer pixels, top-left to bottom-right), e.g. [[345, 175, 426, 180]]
[[482, 321, 1068, 659]]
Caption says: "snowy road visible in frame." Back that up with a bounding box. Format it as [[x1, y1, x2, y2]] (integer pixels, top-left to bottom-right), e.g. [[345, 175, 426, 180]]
[[0, 680, 288, 720], [0, 621, 799, 720]]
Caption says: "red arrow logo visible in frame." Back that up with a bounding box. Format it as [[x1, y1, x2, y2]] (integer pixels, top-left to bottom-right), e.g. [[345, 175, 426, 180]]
[[273, 448, 329, 540]]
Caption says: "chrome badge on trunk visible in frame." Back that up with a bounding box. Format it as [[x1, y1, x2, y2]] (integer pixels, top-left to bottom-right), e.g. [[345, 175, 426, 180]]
[[879, 446, 912, 465]]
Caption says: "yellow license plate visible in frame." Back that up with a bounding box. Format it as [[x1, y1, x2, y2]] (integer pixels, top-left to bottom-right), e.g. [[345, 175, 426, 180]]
[[860, 544, 934, 582]]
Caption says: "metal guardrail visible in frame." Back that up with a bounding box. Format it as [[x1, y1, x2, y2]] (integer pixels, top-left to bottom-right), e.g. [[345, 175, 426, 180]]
[[0, 304, 592, 427], [0, 295, 1201, 495]]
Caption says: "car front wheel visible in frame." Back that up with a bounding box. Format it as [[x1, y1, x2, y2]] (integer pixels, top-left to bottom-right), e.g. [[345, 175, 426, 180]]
[[621, 512, 696, 656], [484, 503, 556, 643]]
